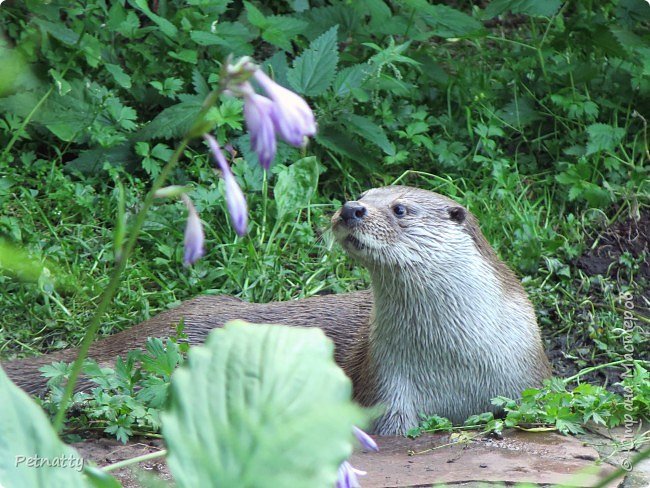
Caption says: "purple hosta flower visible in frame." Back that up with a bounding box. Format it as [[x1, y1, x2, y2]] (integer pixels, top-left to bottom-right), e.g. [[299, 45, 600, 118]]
[[336, 426, 377, 487], [203, 134, 248, 236], [181, 194, 205, 266], [353, 426, 378, 452], [336, 461, 366, 488], [242, 84, 277, 169], [253, 70, 317, 147]]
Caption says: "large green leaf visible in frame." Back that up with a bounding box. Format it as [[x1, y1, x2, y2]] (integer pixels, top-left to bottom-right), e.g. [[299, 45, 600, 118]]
[[0, 366, 95, 487], [485, 0, 563, 18], [287, 26, 339, 96], [347, 114, 395, 156], [130, 0, 178, 37], [332, 64, 371, 97], [138, 96, 204, 140], [274, 156, 321, 218], [190, 22, 255, 56], [162, 322, 363, 488], [244, 1, 307, 51], [586, 123, 626, 155], [315, 125, 378, 171], [402, 0, 484, 38]]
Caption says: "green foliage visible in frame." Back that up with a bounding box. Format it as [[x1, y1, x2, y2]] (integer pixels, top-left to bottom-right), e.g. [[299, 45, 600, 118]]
[[287, 26, 339, 96], [274, 156, 322, 219], [406, 415, 453, 438], [410, 363, 650, 438], [0, 365, 107, 487], [39, 323, 188, 443], [162, 322, 364, 488]]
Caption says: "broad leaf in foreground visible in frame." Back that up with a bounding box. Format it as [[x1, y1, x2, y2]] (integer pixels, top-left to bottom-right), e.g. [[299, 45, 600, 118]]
[[0, 366, 87, 487], [162, 322, 364, 488]]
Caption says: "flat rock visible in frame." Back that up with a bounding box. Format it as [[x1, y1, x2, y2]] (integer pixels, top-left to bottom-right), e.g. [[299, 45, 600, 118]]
[[73, 430, 630, 487], [350, 431, 623, 488]]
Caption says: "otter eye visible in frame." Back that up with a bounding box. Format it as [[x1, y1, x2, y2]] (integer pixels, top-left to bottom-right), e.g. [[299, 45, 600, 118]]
[[356, 192, 366, 201], [392, 204, 407, 217]]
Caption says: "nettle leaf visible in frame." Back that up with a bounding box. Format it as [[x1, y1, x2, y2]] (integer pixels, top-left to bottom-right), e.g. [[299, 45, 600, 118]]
[[191, 69, 210, 98], [244, 1, 267, 26], [274, 156, 321, 218], [105, 63, 132, 89], [49, 69, 71, 96], [0, 366, 102, 487], [139, 96, 204, 140], [496, 97, 541, 129], [36, 85, 96, 142], [348, 114, 395, 155], [333, 64, 371, 97], [262, 16, 308, 51], [33, 18, 80, 45], [485, 0, 563, 18], [162, 322, 363, 488], [287, 26, 339, 96], [586, 123, 626, 155], [130, 0, 178, 37], [187, 0, 231, 10], [403, 0, 483, 38], [302, 4, 360, 40], [190, 22, 255, 56], [316, 125, 378, 171], [65, 143, 136, 174], [263, 51, 291, 88]]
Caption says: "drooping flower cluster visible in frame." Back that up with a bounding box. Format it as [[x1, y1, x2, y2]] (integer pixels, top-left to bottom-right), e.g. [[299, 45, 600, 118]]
[[242, 70, 317, 168], [179, 58, 316, 265]]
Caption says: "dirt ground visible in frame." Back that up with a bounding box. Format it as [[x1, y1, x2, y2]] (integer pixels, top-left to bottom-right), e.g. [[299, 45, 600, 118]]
[[546, 210, 649, 385]]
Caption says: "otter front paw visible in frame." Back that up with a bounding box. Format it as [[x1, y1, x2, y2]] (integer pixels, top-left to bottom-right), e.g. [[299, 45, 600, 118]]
[[371, 410, 418, 436]]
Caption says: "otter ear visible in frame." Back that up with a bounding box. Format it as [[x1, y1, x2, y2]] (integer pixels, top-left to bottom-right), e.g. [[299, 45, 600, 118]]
[[448, 206, 466, 223]]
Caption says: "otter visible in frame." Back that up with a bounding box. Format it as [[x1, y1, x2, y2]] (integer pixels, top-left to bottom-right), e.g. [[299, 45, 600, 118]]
[[2, 186, 551, 435], [332, 186, 551, 433]]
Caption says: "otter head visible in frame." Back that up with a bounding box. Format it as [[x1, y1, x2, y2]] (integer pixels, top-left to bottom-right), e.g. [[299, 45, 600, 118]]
[[332, 186, 482, 272]]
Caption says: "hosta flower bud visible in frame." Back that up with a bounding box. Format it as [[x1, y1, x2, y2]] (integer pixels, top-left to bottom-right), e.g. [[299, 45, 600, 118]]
[[203, 134, 248, 236], [336, 461, 366, 488], [181, 195, 205, 266], [353, 426, 379, 452], [253, 70, 317, 147], [242, 86, 277, 169]]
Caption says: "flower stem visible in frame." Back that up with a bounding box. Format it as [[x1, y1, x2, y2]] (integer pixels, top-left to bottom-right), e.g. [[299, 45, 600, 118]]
[[53, 137, 190, 432], [561, 359, 648, 385], [101, 449, 168, 473], [1, 86, 54, 162]]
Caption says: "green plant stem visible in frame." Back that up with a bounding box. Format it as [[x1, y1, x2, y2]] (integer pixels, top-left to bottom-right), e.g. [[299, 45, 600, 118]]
[[562, 359, 648, 385], [593, 445, 650, 488], [101, 449, 168, 472], [52, 137, 190, 432], [1, 86, 54, 162]]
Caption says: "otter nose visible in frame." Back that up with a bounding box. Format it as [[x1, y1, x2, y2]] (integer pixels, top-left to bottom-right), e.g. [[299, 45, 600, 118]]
[[341, 202, 367, 224]]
